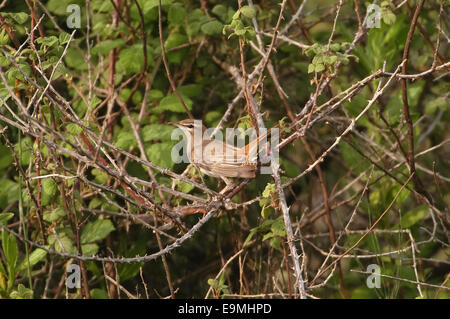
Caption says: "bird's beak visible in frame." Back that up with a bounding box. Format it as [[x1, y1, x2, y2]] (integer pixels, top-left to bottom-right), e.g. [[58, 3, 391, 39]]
[[168, 121, 177, 126]]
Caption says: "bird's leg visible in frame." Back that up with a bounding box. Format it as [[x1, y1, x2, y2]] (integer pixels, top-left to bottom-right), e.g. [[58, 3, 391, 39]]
[[219, 176, 235, 195], [217, 177, 238, 210], [211, 177, 234, 206]]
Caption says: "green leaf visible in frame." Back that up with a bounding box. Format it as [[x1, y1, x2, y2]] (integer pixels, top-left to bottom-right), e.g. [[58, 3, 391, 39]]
[[1, 230, 18, 273], [259, 197, 270, 208], [0, 29, 9, 45], [178, 84, 203, 98], [384, 93, 403, 125], [339, 142, 367, 173], [340, 56, 349, 65], [165, 33, 188, 50], [390, 185, 410, 204], [41, 56, 58, 70], [132, 90, 143, 104], [271, 217, 286, 237], [351, 286, 377, 298], [89, 96, 102, 109], [152, 93, 193, 113], [92, 168, 109, 185], [92, 39, 125, 55], [53, 64, 69, 80], [261, 205, 271, 219], [117, 240, 146, 281], [43, 207, 66, 222], [314, 63, 325, 72], [204, 111, 222, 126], [175, 180, 194, 194], [65, 48, 88, 71], [201, 20, 224, 35], [82, 243, 99, 256], [330, 43, 341, 51], [270, 237, 282, 251], [17, 249, 47, 271], [7, 63, 31, 82], [382, 11, 396, 25], [212, 4, 227, 22], [425, 96, 447, 115], [88, 197, 103, 210], [262, 232, 274, 241], [243, 229, 257, 247], [280, 158, 300, 178], [148, 90, 163, 101], [115, 131, 137, 149], [10, 12, 28, 24], [312, 55, 323, 64], [59, 32, 71, 45], [164, 33, 189, 64], [66, 123, 83, 135], [369, 190, 381, 206], [42, 179, 57, 197], [326, 55, 338, 64], [0, 55, 10, 68], [397, 205, 428, 229], [0, 145, 13, 171], [234, 25, 246, 36], [81, 219, 115, 244], [307, 63, 315, 73], [239, 6, 256, 19], [262, 183, 276, 198], [9, 284, 33, 299], [117, 44, 149, 74], [143, 0, 174, 13], [90, 288, 109, 299], [145, 142, 176, 169], [142, 124, 175, 141], [168, 4, 186, 25], [0, 213, 14, 226], [49, 234, 74, 254], [36, 36, 59, 48], [207, 278, 217, 288], [0, 257, 6, 278]]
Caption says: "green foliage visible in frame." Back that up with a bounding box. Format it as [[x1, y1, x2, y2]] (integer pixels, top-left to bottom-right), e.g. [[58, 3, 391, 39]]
[[0, 0, 446, 300], [223, 5, 255, 41], [142, 124, 175, 141], [379, 1, 396, 25], [9, 284, 33, 299], [0, 29, 9, 45], [201, 20, 224, 35], [356, 13, 408, 72], [244, 216, 286, 251], [305, 42, 357, 75], [92, 39, 125, 56], [145, 142, 177, 169], [17, 249, 47, 272], [0, 213, 14, 225], [207, 273, 229, 297], [81, 219, 115, 244], [0, 229, 19, 296], [117, 44, 151, 74], [396, 205, 428, 229]]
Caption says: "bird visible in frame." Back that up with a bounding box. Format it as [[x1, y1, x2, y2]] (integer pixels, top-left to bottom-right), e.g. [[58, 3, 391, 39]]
[[169, 119, 269, 194]]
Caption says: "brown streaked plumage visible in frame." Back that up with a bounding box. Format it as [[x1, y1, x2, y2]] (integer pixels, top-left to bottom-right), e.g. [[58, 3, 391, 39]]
[[170, 119, 268, 192]]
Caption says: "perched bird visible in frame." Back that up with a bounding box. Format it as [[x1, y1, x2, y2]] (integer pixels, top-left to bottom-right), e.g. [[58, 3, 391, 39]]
[[170, 119, 269, 193]]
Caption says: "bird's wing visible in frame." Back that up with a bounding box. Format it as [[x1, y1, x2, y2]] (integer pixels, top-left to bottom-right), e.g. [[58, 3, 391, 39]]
[[202, 140, 258, 164]]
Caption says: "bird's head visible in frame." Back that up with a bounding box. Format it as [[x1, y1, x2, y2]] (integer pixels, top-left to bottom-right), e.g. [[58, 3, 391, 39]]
[[169, 119, 206, 137]]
